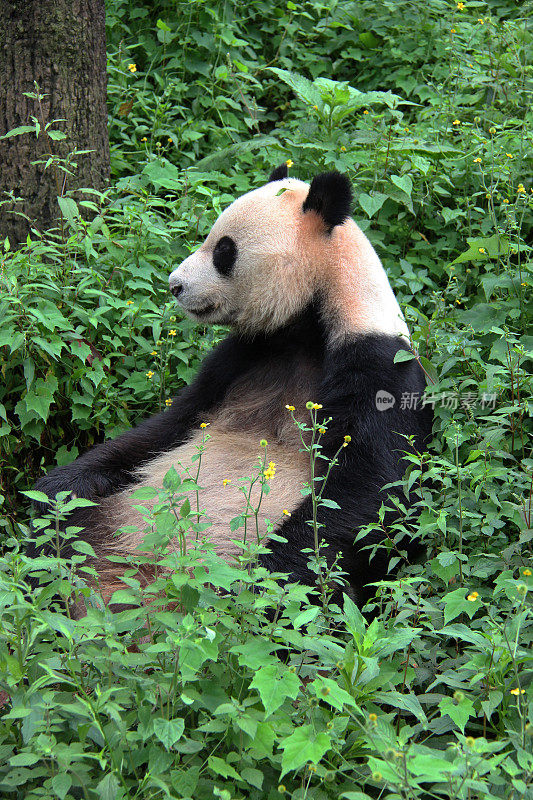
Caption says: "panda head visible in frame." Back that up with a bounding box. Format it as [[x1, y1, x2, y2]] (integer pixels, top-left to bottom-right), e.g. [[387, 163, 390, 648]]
[[169, 165, 408, 339]]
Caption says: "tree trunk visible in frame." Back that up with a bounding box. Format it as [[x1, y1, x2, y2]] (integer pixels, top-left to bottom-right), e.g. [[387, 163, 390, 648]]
[[0, 0, 109, 245]]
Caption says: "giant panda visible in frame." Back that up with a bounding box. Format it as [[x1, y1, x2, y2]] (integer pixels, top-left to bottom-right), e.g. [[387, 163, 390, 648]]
[[34, 165, 433, 608]]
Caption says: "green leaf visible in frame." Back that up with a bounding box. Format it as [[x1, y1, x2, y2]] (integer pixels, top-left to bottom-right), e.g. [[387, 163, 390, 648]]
[[358, 192, 387, 218], [153, 717, 185, 750], [452, 234, 531, 264], [207, 756, 241, 781], [9, 753, 40, 766], [293, 606, 319, 628], [391, 174, 413, 197], [96, 773, 120, 800], [439, 695, 475, 733], [241, 767, 263, 789], [172, 766, 199, 797], [419, 356, 438, 385], [47, 130, 67, 140], [23, 376, 58, 422], [267, 68, 322, 106], [343, 593, 366, 637], [52, 773, 72, 799], [374, 690, 427, 723], [394, 349, 415, 364], [280, 725, 330, 777], [21, 490, 50, 504], [57, 197, 79, 229], [250, 665, 300, 718], [443, 588, 480, 624], [71, 539, 97, 557], [311, 676, 357, 711], [1, 125, 36, 139]]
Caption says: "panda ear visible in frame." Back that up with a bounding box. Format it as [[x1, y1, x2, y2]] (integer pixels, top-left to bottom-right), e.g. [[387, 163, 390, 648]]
[[268, 163, 289, 183], [302, 171, 352, 233]]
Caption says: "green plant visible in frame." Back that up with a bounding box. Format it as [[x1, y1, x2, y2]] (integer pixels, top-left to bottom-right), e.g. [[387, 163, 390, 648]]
[[0, 0, 532, 796]]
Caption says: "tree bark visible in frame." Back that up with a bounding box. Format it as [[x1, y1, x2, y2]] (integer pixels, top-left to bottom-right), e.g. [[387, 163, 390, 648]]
[[0, 0, 109, 245]]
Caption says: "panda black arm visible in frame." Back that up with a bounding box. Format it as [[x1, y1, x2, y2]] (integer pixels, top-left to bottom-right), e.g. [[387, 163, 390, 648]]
[[259, 334, 433, 605], [34, 334, 259, 506]]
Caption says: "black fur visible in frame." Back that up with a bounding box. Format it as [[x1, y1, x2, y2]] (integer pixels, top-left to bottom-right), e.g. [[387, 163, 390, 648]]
[[259, 330, 432, 605], [268, 163, 289, 182], [302, 171, 353, 233], [33, 298, 432, 604], [213, 236, 237, 277]]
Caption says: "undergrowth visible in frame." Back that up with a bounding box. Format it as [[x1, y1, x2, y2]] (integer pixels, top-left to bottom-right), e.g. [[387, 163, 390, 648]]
[[0, 0, 532, 797]]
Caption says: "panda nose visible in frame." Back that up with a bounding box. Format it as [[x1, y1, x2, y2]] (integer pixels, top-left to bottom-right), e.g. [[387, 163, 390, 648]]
[[170, 283, 183, 299]]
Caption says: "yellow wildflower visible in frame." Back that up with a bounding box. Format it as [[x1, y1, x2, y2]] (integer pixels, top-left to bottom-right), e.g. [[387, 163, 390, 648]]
[[313, 105, 318, 110], [286, 159, 294, 168], [485, 193, 491, 199], [457, 2, 465, 9], [503, 199, 509, 204], [128, 63, 137, 72], [264, 461, 276, 480], [517, 184, 526, 193], [146, 371, 154, 379], [478, 17, 484, 23], [312, 403, 323, 410], [141, 136, 147, 142], [368, 713, 377, 722], [506, 153, 513, 158], [344, 435, 352, 443], [318, 427, 326, 434], [200, 422, 210, 429], [169, 329, 177, 336], [452, 119, 461, 126], [478, 247, 485, 253], [363, 109, 369, 115], [150, 350, 157, 355], [167, 138, 172, 144], [451, 27, 456, 33], [260, 439, 268, 448], [223, 478, 231, 486], [467, 591, 479, 601], [282, 509, 291, 516], [473, 157, 482, 163], [523, 569, 532, 576], [285, 404, 295, 411], [521, 282, 527, 287], [510, 687, 525, 696], [489, 127, 496, 134], [126, 299, 134, 305], [165, 398, 172, 407], [340, 145, 346, 152]]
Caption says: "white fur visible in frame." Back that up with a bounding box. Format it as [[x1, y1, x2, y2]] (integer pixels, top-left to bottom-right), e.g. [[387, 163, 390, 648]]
[[169, 178, 409, 340]]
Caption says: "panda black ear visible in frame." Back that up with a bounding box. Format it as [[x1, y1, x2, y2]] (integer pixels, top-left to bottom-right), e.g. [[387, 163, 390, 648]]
[[302, 171, 352, 233], [268, 163, 289, 183]]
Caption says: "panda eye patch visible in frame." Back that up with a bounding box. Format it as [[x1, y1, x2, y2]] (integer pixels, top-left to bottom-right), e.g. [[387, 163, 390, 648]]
[[213, 236, 237, 277]]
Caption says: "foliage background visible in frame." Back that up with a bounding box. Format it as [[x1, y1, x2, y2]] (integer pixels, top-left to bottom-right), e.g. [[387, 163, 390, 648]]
[[0, 0, 532, 797]]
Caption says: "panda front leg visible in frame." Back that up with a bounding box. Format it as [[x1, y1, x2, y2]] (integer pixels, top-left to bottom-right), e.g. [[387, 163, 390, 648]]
[[32, 334, 260, 533]]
